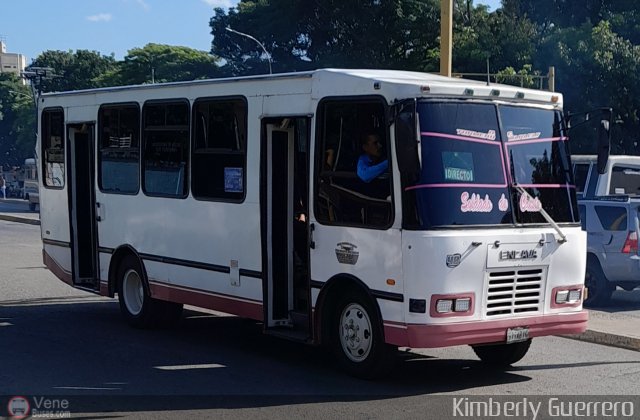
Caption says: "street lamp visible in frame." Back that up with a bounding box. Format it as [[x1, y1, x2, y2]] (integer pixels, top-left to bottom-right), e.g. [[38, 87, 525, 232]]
[[225, 26, 273, 75]]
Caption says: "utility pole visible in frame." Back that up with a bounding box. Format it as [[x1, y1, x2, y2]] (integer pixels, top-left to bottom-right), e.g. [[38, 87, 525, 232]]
[[440, 0, 453, 77]]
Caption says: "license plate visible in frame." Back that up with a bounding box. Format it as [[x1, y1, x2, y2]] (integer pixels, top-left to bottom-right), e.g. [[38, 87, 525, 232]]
[[506, 327, 529, 344]]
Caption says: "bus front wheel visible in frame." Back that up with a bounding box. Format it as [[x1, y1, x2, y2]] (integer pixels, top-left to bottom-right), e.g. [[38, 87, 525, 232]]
[[471, 339, 532, 367], [329, 291, 395, 379]]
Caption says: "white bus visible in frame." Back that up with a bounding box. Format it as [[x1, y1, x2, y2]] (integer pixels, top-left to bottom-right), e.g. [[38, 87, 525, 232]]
[[38, 69, 597, 378], [23, 157, 39, 211]]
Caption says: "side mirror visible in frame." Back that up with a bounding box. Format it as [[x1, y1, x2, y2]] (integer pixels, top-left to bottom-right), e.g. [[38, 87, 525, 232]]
[[596, 119, 611, 175]]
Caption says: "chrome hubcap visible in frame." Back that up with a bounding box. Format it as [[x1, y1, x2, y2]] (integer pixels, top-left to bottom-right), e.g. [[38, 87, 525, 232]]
[[123, 269, 144, 316], [339, 303, 372, 362]]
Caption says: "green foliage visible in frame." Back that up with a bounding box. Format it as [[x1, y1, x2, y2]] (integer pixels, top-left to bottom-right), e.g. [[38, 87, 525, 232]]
[[210, 0, 441, 74], [0, 74, 36, 168], [100, 44, 222, 86], [495, 64, 541, 89], [31, 50, 118, 92]]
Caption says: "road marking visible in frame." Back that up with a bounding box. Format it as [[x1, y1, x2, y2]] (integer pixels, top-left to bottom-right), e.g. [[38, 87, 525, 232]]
[[155, 363, 226, 370], [53, 386, 121, 391]]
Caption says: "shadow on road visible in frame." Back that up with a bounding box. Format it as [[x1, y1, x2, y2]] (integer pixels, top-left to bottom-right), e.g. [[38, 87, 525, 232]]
[[588, 289, 640, 312], [1, 298, 635, 415]]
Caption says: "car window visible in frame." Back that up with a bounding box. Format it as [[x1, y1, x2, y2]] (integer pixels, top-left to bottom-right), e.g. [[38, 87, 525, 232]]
[[594, 206, 627, 231], [609, 165, 640, 195]]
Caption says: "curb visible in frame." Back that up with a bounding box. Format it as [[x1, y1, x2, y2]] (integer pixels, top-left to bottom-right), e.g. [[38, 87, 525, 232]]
[[0, 214, 40, 225], [564, 330, 640, 352]]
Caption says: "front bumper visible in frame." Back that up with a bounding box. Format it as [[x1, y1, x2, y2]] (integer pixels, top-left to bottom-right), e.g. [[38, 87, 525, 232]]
[[384, 310, 588, 348]]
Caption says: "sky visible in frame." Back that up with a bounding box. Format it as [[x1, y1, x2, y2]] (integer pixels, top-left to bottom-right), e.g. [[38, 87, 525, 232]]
[[0, 0, 501, 63]]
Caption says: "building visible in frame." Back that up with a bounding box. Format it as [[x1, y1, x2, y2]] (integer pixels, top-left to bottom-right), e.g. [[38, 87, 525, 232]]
[[0, 40, 27, 76]]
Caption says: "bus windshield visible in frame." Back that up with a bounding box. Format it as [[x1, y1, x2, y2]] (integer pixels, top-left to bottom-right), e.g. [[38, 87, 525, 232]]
[[399, 101, 578, 229]]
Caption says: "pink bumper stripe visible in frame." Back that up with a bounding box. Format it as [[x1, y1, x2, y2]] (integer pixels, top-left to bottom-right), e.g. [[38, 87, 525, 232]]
[[384, 311, 588, 348]]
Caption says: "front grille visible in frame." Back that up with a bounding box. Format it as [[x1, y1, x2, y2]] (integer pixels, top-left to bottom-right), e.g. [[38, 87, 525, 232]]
[[486, 268, 544, 317]]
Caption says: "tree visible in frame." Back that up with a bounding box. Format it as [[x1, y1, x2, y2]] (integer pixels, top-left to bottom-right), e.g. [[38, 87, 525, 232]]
[[210, 0, 441, 75], [101, 44, 223, 86], [534, 21, 640, 153], [453, 3, 538, 74], [30, 50, 118, 92], [0, 74, 36, 168]]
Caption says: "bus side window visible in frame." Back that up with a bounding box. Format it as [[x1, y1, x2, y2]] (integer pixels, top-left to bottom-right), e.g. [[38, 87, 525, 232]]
[[41, 108, 65, 188], [142, 100, 190, 198], [98, 104, 141, 194], [191, 98, 247, 202], [314, 98, 393, 228]]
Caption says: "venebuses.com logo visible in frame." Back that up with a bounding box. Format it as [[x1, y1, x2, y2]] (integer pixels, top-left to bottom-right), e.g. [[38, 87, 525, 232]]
[[7, 396, 30, 419], [5, 396, 71, 418]]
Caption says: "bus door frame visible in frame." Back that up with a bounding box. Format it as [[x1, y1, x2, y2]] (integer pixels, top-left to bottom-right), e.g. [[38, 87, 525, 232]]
[[261, 116, 312, 333], [66, 122, 100, 290]]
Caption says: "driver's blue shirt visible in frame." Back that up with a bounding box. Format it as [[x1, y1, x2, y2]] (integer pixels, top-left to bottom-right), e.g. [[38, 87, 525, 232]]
[[357, 155, 388, 183]]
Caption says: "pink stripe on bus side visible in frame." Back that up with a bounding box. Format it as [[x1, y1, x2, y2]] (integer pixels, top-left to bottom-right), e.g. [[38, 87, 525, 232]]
[[405, 183, 506, 191], [421, 131, 500, 146], [505, 136, 567, 146]]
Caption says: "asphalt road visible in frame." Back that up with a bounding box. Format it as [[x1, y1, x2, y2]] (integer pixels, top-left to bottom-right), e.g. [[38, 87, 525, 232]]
[[0, 198, 37, 215], [1, 220, 639, 419]]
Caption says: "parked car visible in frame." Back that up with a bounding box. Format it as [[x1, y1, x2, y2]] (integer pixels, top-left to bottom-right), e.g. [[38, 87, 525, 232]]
[[23, 158, 39, 211], [573, 155, 640, 305]]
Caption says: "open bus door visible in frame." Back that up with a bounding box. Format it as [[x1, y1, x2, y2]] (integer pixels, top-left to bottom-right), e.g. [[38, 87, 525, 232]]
[[262, 117, 312, 340], [67, 123, 99, 290]]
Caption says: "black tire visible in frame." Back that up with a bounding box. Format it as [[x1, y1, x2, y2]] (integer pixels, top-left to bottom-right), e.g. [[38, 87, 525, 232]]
[[117, 254, 171, 328], [159, 301, 184, 326], [584, 257, 613, 307], [329, 290, 395, 379], [472, 339, 532, 367]]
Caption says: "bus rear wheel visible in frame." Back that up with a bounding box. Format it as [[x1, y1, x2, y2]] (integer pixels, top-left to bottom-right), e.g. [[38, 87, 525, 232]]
[[329, 291, 394, 379], [117, 255, 182, 328], [471, 339, 532, 367]]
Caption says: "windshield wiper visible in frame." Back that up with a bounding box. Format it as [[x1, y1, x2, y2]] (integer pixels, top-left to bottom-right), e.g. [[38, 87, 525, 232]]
[[513, 184, 568, 243]]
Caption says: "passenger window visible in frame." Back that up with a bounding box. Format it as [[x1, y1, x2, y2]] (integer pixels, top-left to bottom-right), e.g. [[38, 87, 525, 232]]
[[98, 104, 140, 194], [142, 100, 189, 198], [41, 108, 65, 188], [314, 98, 393, 228], [594, 206, 627, 231], [191, 98, 247, 201]]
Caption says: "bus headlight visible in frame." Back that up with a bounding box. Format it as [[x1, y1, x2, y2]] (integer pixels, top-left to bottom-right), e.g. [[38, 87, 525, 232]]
[[436, 299, 453, 313], [454, 298, 471, 312], [552, 285, 583, 307], [568, 289, 582, 302], [555, 290, 569, 304], [431, 294, 474, 317]]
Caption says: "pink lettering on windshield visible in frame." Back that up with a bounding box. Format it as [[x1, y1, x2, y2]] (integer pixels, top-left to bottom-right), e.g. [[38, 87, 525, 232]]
[[498, 193, 509, 212], [460, 192, 494, 213], [519, 194, 542, 212]]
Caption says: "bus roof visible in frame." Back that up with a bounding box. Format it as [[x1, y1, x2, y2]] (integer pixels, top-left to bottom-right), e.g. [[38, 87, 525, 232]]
[[40, 68, 562, 106]]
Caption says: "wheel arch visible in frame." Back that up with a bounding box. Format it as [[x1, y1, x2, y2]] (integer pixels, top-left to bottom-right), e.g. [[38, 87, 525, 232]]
[[108, 245, 148, 297], [586, 252, 607, 276], [313, 273, 385, 346]]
